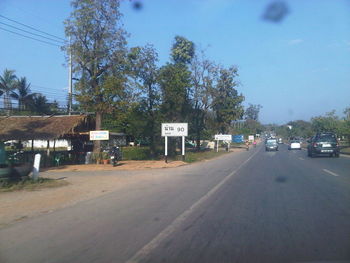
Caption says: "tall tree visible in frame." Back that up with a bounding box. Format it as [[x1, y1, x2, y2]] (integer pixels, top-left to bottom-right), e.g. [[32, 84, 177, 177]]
[[0, 69, 17, 110], [128, 44, 160, 155], [158, 63, 191, 122], [190, 51, 216, 149], [159, 36, 194, 122], [29, 94, 51, 115], [311, 110, 340, 134], [211, 66, 244, 133], [171, 35, 195, 64], [244, 103, 262, 121], [12, 77, 35, 111], [64, 0, 128, 152]]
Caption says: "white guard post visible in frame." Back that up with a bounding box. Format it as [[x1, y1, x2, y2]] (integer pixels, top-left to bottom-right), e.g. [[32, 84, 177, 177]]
[[165, 136, 168, 163], [182, 136, 185, 161], [32, 153, 41, 180]]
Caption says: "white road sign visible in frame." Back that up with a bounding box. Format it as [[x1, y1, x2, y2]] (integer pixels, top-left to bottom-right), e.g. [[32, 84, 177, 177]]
[[90, 130, 109, 141], [161, 123, 188, 137], [215, 134, 232, 141]]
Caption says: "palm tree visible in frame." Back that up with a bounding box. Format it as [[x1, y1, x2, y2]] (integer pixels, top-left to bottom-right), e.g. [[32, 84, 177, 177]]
[[0, 69, 17, 110], [30, 94, 51, 115], [12, 77, 35, 111]]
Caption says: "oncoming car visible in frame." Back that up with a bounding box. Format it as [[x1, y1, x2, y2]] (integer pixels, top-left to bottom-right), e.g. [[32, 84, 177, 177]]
[[289, 140, 301, 150]]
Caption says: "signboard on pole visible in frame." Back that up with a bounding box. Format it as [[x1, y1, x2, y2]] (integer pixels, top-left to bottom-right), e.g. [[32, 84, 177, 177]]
[[90, 130, 109, 141], [161, 123, 188, 162], [161, 123, 188, 137], [214, 134, 232, 141], [248, 135, 255, 142], [233, 134, 244, 143]]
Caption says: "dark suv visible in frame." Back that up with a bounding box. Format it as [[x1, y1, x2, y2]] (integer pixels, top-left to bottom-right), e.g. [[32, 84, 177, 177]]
[[307, 132, 339, 158]]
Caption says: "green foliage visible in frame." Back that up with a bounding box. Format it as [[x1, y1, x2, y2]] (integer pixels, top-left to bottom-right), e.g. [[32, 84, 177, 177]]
[[171, 36, 195, 64], [183, 149, 229, 163], [0, 69, 17, 109], [0, 177, 68, 192], [212, 66, 244, 133], [158, 62, 192, 122], [245, 104, 262, 121], [64, 0, 129, 152], [11, 77, 35, 111], [29, 94, 51, 115], [127, 44, 160, 155], [311, 110, 341, 134], [121, 147, 152, 160]]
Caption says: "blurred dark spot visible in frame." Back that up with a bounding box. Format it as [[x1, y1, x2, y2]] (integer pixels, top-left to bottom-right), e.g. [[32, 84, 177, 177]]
[[275, 176, 287, 183], [132, 1, 143, 11], [263, 1, 289, 23], [153, 217, 160, 221]]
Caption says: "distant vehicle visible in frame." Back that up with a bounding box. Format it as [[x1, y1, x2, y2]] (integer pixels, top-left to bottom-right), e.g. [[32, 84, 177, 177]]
[[265, 139, 278, 151], [307, 132, 339, 158], [288, 140, 301, 150], [278, 138, 283, 144]]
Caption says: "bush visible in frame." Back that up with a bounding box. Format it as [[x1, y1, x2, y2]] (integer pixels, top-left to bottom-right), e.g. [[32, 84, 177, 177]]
[[121, 147, 152, 160]]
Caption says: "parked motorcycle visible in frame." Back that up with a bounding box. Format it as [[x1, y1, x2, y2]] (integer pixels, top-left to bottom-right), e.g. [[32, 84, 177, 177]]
[[109, 146, 122, 167]]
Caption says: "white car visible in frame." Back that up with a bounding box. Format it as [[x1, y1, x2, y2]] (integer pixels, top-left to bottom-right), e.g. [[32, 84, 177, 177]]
[[289, 140, 301, 150]]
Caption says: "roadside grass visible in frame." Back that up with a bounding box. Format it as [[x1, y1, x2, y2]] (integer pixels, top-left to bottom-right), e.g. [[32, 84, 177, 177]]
[[340, 147, 350, 154], [180, 149, 231, 163], [0, 178, 69, 192]]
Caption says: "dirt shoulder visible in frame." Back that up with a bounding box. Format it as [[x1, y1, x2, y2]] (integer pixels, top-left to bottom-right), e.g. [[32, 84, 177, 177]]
[[42, 160, 186, 172]]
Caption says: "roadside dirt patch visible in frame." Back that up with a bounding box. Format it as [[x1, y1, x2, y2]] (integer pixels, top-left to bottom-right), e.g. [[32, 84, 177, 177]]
[[43, 160, 186, 172], [0, 160, 187, 228], [0, 150, 245, 228]]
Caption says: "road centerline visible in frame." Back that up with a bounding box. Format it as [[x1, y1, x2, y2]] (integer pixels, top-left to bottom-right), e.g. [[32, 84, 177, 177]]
[[126, 149, 260, 263], [323, 168, 339, 177]]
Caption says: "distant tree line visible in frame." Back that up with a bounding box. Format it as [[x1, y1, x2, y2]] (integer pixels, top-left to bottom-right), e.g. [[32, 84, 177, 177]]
[[269, 108, 350, 143]]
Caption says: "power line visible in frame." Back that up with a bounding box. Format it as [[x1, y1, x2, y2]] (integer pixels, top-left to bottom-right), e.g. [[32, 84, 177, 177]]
[[0, 26, 61, 47], [0, 14, 65, 41], [0, 21, 64, 44]]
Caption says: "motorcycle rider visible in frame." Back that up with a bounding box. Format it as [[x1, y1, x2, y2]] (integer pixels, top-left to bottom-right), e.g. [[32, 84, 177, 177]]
[[245, 140, 250, 151]]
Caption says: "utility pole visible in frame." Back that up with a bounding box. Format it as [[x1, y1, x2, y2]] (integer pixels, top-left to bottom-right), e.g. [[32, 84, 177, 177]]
[[68, 37, 73, 115]]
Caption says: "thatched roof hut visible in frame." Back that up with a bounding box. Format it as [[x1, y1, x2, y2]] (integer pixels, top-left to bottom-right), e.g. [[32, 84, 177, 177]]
[[0, 115, 94, 141]]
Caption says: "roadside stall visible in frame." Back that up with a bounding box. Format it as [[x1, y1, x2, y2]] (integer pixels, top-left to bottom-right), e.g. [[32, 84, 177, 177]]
[[0, 115, 94, 176]]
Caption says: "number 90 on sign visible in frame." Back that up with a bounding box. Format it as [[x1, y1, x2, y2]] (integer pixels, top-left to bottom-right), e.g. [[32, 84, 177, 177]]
[[161, 123, 188, 137]]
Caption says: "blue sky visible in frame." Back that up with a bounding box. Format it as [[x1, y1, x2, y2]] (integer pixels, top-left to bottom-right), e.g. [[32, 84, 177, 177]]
[[0, 0, 349, 124]]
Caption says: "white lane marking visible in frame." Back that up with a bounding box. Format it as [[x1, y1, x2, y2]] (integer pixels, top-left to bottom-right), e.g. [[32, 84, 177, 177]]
[[126, 149, 260, 263], [298, 157, 305, 160], [323, 169, 339, 177]]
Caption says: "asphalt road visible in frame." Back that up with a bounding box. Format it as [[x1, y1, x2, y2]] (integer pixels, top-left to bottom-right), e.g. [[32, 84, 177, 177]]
[[0, 144, 349, 263]]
